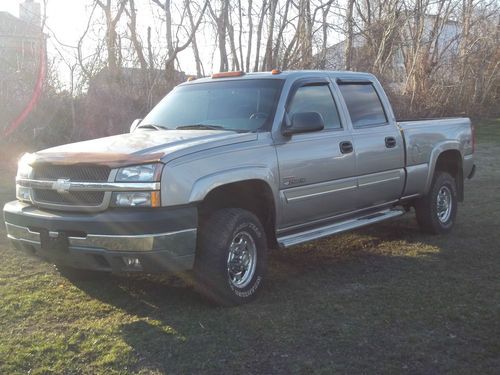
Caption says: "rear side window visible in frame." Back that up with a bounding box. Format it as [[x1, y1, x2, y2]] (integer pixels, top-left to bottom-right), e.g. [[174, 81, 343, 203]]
[[288, 85, 342, 130], [338, 83, 387, 128]]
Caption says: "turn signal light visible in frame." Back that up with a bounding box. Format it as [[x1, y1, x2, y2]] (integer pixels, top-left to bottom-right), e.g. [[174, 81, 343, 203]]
[[151, 191, 161, 207]]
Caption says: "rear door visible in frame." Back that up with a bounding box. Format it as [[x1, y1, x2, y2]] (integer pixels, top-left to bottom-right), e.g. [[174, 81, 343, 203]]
[[275, 78, 357, 229], [337, 80, 405, 209]]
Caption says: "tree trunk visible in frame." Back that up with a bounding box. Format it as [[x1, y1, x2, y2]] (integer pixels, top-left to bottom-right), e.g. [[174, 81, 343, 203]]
[[344, 0, 355, 70], [245, 0, 253, 72], [262, 0, 278, 70], [126, 0, 148, 71], [253, 0, 268, 71], [187, 0, 204, 76]]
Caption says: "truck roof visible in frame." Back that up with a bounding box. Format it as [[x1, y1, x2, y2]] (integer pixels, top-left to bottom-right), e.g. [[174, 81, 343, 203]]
[[179, 70, 377, 86]]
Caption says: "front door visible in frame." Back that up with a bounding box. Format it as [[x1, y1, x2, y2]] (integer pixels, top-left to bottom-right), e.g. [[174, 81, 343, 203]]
[[276, 80, 357, 229]]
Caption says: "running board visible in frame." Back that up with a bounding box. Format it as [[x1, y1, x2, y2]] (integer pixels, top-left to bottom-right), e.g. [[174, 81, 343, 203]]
[[277, 209, 405, 248]]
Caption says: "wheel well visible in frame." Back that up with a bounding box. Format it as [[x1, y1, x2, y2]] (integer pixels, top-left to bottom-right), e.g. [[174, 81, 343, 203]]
[[198, 180, 277, 248], [435, 150, 464, 201]]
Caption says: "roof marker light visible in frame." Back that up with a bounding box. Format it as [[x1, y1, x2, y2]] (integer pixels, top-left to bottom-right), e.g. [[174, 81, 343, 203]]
[[212, 71, 245, 78], [271, 69, 281, 75]]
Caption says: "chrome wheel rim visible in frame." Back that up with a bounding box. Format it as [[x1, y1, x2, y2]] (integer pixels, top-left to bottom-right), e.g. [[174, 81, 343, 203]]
[[437, 185, 452, 223], [227, 231, 257, 288]]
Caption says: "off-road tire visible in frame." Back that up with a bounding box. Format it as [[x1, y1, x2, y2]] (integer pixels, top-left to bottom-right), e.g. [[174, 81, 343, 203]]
[[194, 208, 268, 306], [415, 171, 458, 234]]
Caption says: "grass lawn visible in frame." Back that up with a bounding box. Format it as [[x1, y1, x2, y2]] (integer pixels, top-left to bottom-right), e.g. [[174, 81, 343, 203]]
[[1, 119, 499, 374]]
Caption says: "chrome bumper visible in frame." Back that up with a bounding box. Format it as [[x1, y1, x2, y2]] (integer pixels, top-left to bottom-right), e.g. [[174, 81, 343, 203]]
[[6, 222, 196, 253], [3, 200, 198, 273]]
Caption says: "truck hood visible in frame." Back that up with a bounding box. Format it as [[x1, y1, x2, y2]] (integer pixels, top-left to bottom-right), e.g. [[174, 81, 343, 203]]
[[32, 129, 257, 167]]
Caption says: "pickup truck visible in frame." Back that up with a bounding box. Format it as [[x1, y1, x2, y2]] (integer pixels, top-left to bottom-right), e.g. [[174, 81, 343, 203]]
[[3, 70, 476, 306]]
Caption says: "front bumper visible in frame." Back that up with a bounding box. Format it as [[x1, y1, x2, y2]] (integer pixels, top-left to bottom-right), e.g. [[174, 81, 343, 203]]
[[3, 201, 197, 273]]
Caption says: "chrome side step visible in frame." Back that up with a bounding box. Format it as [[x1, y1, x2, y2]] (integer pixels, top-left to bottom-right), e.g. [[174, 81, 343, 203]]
[[277, 209, 405, 248]]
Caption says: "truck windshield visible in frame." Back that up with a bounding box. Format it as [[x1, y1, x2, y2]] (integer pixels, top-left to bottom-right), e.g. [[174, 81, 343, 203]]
[[141, 79, 284, 132]]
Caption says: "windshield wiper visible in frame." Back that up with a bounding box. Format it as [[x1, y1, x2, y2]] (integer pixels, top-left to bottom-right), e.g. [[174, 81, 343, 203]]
[[137, 123, 168, 131], [175, 124, 228, 131]]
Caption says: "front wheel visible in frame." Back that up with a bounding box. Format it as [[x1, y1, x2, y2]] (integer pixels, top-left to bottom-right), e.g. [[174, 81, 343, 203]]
[[415, 171, 458, 234], [194, 208, 268, 306]]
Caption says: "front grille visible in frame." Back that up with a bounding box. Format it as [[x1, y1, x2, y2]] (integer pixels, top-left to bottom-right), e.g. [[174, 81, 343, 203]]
[[33, 189, 105, 206], [33, 164, 110, 182]]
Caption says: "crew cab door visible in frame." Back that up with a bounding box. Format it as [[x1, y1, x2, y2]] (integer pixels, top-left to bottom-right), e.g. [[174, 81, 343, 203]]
[[337, 80, 405, 208], [275, 78, 357, 229]]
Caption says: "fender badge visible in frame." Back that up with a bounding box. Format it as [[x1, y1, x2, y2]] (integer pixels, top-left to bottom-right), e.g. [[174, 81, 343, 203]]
[[283, 177, 306, 186]]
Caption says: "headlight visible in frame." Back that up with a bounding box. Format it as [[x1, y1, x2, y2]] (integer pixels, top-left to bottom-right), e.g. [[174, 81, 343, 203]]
[[116, 163, 162, 182], [111, 191, 160, 207], [16, 153, 34, 202], [17, 153, 34, 179]]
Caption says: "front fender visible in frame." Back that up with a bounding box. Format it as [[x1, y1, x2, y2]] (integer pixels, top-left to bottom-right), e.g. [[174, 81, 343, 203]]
[[188, 166, 278, 203]]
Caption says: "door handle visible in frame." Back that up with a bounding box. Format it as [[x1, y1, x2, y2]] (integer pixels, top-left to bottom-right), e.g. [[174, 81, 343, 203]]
[[385, 137, 397, 148], [340, 141, 353, 154]]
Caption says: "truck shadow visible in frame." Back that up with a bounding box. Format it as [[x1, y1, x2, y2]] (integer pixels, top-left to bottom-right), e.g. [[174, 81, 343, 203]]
[[63, 211, 483, 372]]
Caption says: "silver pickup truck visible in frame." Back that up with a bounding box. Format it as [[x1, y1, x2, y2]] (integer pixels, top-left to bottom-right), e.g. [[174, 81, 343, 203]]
[[4, 70, 475, 305]]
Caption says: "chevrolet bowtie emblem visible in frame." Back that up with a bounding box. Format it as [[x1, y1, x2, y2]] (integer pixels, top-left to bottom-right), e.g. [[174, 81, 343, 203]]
[[52, 178, 71, 194]]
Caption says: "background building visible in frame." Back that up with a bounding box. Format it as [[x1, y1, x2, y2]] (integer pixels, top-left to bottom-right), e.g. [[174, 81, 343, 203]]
[[0, 0, 44, 75]]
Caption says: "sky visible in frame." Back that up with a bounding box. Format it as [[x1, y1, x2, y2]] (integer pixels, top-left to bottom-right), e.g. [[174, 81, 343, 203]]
[[0, 0, 218, 87]]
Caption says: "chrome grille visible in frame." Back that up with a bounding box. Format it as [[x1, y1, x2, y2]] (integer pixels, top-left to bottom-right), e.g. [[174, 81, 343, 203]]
[[33, 189, 105, 206], [30, 163, 111, 209], [33, 164, 110, 182]]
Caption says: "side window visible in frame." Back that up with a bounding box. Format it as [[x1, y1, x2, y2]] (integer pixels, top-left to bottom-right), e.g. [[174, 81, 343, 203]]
[[338, 83, 388, 128], [288, 84, 342, 130]]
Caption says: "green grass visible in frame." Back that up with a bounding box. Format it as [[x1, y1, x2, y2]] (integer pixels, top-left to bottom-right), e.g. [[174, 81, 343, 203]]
[[474, 117, 500, 143], [1, 119, 499, 374]]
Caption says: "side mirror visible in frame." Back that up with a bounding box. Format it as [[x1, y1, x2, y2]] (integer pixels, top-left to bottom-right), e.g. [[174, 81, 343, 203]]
[[282, 112, 325, 136], [130, 118, 142, 133]]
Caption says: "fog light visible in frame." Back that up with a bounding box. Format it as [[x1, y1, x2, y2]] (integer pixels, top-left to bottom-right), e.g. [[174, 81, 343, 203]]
[[123, 256, 142, 269], [16, 185, 31, 202]]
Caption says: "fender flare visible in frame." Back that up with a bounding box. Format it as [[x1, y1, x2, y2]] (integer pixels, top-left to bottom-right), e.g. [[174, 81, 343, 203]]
[[424, 141, 462, 194], [188, 166, 278, 204]]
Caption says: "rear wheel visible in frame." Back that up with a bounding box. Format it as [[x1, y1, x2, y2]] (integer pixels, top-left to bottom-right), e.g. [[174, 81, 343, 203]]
[[415, 171, 458, 234], [194, 208, 268, 306]]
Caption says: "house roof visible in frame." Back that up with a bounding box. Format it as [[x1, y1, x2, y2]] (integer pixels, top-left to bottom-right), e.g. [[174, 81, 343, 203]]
[[0, 11, 41, 38]]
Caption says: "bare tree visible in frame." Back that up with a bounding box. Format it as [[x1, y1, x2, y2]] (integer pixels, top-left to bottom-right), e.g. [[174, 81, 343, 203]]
[[94, 0, 128, 73], [124, 0, 148, 71], [186, 0, 204, 76], [151, 0, 208, 78], [208, 0, 230, 72], [227, 3, 241, 70]]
